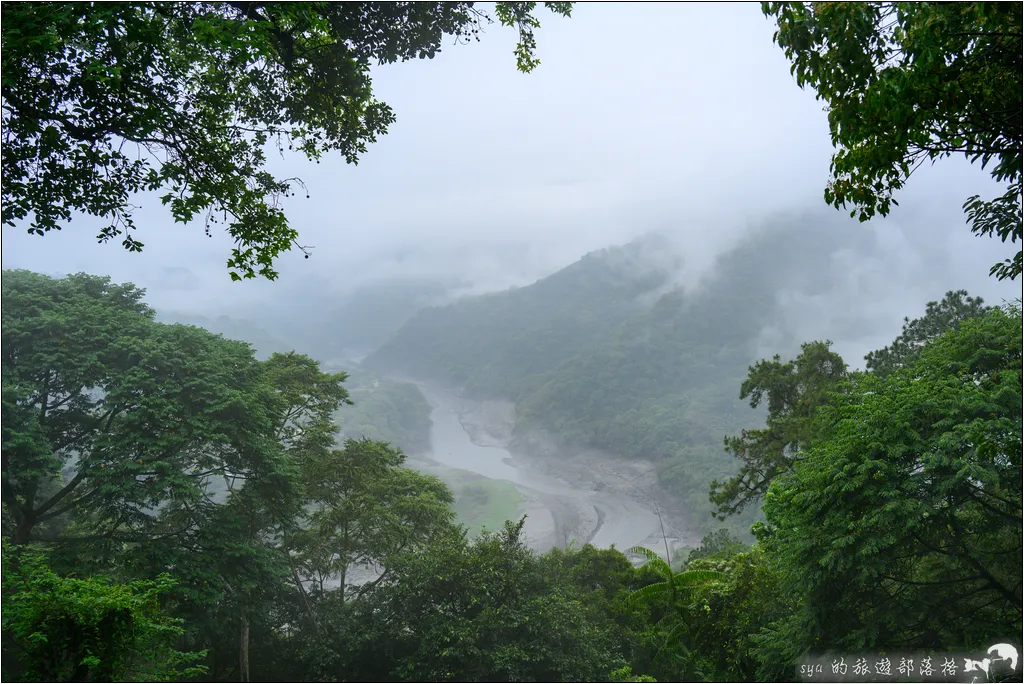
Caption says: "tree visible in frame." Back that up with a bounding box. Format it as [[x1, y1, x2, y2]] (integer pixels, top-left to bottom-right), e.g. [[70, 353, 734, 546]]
[[1, 2, 573, 280], [289, 437, 456, 601], [764, 2, 1023, 280], [263, 351, 352, 453], [2, 543, 206, 682], [322, 520, 628, 682], [683, 528, 747, 567], [625, 546, 722, 677], [118, 352, 350, 683], [675, 547, 796, 682], [540, 544, 665, 681], [144, 478, 300, 684], [1, 270, 286, 548], [761, 304, 1022, 651], [710, 341, 848, 517], [865, 289, 990, 378]]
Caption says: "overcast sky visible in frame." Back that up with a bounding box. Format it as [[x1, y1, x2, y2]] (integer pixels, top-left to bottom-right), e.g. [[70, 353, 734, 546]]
[[2, 2, 1018, 348]]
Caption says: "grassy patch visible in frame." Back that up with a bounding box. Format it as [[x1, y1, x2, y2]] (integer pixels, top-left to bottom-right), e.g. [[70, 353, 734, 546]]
[[410, 460, 525, 538], [451, 478, 525, 537]]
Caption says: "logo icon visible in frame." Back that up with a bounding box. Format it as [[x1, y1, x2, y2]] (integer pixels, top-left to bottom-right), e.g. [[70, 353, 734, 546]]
[[967, 644, 1019, 682], [987, 643, 1018, 672]]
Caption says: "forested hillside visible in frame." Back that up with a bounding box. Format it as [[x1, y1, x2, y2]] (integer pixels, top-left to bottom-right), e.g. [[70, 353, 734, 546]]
[[3, 2, 1020, 682], [365, 218, 872, 532], [5, 269, 1019, 683], [328, 366, 434, 455], [367, 235, 681, 392]]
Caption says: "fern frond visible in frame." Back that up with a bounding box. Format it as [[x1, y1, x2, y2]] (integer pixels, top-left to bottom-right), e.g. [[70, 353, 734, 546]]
[[674, 569, 724, 586], [626, 581, 670, 608]]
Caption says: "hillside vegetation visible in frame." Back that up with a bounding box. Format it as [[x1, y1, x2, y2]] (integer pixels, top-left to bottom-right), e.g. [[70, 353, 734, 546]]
[[4, 267, 1019, 682], [329, 366, 434, 455], [364, 219, 867, 533]]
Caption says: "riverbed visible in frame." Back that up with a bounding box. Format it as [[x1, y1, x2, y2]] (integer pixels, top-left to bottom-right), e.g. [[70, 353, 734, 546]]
[[416, 382, 675, 555]]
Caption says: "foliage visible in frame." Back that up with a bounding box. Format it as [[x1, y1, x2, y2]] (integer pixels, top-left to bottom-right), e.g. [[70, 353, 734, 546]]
[[156, 311, 292, 361], [764, 2, 1023, 279], [710, 340, 849, 518], [291, 437, 456, 600], [1, 2, 572, 279], [264, 350, 351, 453], [538, 543, 665, 680], [627, 546, 724, 610], [684, 528, 748, 567], [2, 544, 206, 682], [1, 269, 287, 549], [761, 305, 1023, 652], [610, 666, 658, 683], [626, 546, 723, 676], [299, 520, 630, 682], [680, 547, 796, 682], [864, 289, 990, 378]]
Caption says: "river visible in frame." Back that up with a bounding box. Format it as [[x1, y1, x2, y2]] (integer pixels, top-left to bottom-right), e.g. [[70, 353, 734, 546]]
[[419, 383, 664, 553]]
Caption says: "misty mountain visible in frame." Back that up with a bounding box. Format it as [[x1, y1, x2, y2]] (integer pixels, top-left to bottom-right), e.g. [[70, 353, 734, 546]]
[[325, 363, 434, 455], [365, 215, 864, 402], [155, 311, 292, 360], [232, 275, 464, 362], [364, 234, 684, 394], [363, 215, 891, 532]]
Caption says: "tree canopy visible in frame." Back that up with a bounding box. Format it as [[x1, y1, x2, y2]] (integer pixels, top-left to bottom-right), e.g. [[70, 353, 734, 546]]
[[0, 1, 572, 280], [709, 340, 848, 518], [4, 266, 1022, 682], [762, 303, 1022, 651], [2, 544, 206, 682], [712, 289, 998, 518], [0, 270, 287, 547], [864, 289, 991, 378], [764, 1, 1023, 280], [327, 521, 632, 683]]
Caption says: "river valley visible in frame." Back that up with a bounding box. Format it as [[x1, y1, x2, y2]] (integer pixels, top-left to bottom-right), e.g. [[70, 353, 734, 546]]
[[409, 381, 695, 556]]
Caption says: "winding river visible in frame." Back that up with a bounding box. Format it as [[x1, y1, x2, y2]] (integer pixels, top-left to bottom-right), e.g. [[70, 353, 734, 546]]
[[419, 384, 663, 552]]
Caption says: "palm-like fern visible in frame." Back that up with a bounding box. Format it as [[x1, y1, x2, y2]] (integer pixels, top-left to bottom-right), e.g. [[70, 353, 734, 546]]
[[627, 546, 723, 606], [627, 546, 723, 667]]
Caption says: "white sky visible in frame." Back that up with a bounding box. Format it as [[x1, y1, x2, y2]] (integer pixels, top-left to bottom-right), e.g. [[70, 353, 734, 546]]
[[2, 2, 1018, 345]]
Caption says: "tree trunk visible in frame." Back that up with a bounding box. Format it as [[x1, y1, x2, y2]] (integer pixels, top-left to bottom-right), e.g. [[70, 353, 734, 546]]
[[239, 607, 250, 684], [13, 510, 35, 545], [288, 563, 320, 634]]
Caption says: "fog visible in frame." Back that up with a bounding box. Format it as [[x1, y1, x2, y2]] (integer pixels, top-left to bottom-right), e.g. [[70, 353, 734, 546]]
[[2, 2, 1018, 357]]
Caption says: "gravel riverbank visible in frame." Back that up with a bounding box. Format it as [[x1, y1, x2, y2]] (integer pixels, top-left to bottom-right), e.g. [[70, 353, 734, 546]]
[[431, 388, 700, 555]]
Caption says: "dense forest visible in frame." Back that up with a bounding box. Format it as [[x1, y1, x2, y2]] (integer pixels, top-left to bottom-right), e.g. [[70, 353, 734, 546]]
[[2, 1, 1021, 682], [4, 268, 1020, 682], [365, 220, 883, 536]]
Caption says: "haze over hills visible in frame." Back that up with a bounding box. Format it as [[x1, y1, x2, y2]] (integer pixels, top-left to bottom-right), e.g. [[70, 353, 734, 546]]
[[148, 207, 1021, 540], [362, 211, 1014, 534], [366, 233, 681, 393], [157, 275, 464, 363], [146, 206, 1019, 540], [236, 275, 464, 362], [155, 311, 292, 360]]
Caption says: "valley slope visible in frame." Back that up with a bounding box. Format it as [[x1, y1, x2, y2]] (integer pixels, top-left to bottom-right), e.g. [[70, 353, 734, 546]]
[[364, 216, 875, 536]]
